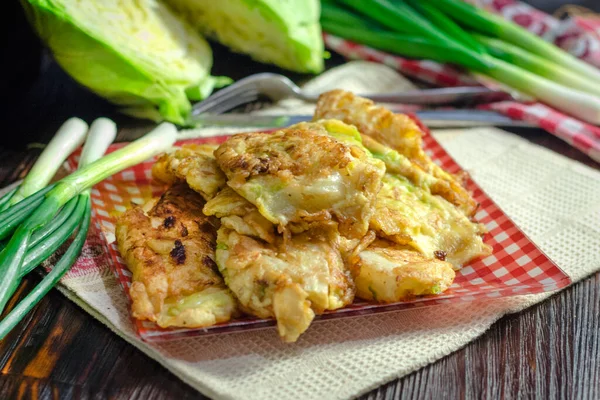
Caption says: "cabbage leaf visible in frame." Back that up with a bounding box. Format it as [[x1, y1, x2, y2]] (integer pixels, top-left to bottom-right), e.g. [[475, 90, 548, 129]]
[[22, 0, 226, 124], [165, 0, 324, 73]]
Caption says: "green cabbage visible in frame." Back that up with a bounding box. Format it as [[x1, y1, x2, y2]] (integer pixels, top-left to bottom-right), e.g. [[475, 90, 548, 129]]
[[22, 0, 227, 124], [164, 0, 324, 73]]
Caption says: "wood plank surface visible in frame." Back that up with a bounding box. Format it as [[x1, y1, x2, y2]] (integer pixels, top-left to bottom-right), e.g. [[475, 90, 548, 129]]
[[2, 3, 600, 396], [0, 113, 598, 400]]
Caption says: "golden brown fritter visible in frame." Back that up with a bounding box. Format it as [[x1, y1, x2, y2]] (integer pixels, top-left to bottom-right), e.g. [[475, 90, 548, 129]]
[[121, 90, 494, 340], [314, 89, 426, 165], [206, 181, 362, 342], [314, 89, 478, 216], [204, 187, 276, 244], [356, 240, 456, 303], [152, 144, 226, 200], [214, 123, 385, 238], [284, 119, 485, 264], [216, 225, 355, 342], [362, 136, 477, 216], [115, 183, 238, 328], [370, 174, 491, 267]]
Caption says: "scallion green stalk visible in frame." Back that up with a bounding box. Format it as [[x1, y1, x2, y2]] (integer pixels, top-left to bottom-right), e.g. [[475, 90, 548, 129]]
[[405, 0, 485, 54], [0, 122, 176, 313], [337, 0, 448, 43], [323, 0, 600, 124], [6, 118, 88, 208], [427, 0, 600, 82], [28, 198, 78, 248], [0, 188, 17, 210], [0, 196, 91, 340], [19, 196, 84, 277], [320, 20, 491, 71], [0, 185, 55, 241], [321, 1, 380, 31], [475, 34, 600, 97], [0, 118, 117, 313]]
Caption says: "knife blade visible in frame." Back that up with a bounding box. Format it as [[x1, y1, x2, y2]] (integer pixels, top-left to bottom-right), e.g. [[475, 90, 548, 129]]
[[189, 110, 536, 129]]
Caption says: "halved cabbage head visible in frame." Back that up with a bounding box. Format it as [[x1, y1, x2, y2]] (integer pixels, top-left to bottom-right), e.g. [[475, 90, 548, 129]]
[[164, 0, 324, 73], [22, 0, 225, 124]]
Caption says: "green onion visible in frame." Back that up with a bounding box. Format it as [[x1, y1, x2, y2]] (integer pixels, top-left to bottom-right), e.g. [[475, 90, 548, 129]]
[[426, 0, 600, 82], [0, 188, 17, 210], [0, 121, 176, 314], [28, 197, 78, 248], [480, 55, 600, 124], [0, 119, 117, 311], [323, 0, 600, 124], [475, 34, 600, 97], [47, 122, 176, 206], [5, 118, 88, 208], [19, 196, 85, 277], [0, 117, 118, 336], [337, 0, 448, 43], [321, 1, 379, 31], [77, 118, 119, 167], [0, 185, 55, 241], [320, 20, 490, 71], [405, 0, 485, 54], [0, 195, 91, 340]]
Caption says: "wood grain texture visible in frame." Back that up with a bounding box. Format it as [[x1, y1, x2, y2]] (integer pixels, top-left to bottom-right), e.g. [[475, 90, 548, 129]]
[[0, 122, 598, 400], [1, 10, 600, 397]]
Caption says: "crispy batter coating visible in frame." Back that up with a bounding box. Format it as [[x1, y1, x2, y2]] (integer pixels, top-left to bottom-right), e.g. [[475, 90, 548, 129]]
[[314, 90, 478, 216], [152, 144, 226, 200], [216, 226, 355, 342], [115, 184, 238, 328], [121, 91, 495, 340], [370, 174, 491, 267], [204, 187, 276, 244], [214, 123, 385, 238], [356, 240, 456, 303], [314, 89, 426, 164]]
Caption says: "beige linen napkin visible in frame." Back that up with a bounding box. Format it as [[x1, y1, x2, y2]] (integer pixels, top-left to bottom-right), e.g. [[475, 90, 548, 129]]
[[5, 62, 600, 400]]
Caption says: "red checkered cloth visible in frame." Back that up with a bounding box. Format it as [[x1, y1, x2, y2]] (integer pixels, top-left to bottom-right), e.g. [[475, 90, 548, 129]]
[[322, 1, 600, 164], [64, 133, 570, 342], [470, 0, 600, 68]]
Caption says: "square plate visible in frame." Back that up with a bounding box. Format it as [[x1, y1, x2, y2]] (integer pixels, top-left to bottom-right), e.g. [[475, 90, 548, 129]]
[[67, 129, 571, 342]]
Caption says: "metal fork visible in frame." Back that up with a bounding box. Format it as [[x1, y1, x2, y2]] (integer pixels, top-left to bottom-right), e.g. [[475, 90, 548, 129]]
[[189, 73, 509, 118]]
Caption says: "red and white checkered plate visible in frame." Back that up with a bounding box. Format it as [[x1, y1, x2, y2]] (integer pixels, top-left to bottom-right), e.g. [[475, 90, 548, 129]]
[[66, 127, 570, 342]]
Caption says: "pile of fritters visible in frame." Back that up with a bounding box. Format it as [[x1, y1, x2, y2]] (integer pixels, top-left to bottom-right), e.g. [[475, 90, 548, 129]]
[[115, 90, 492, 342]]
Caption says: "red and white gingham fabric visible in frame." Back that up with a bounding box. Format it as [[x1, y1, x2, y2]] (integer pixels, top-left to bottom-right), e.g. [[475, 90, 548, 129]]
[[470, 0, 600, 68], [65, 131, 570, 342], [322, 1, 600, 164]]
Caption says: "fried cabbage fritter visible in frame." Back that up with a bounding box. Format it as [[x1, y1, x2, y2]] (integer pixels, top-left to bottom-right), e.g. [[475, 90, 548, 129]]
[[115, 184, 238, 328], [204, 187, 276, 244], [205, 184, 361, 342], [216, 225, 355, 342], [152, 143, 226, 200], [314, 89, 426, 165], [364, 137, 477, 217], [302, 116, 489, 267], [113, 90, 495, 341], [214, 122, 385, 238], [314, 89, 478, 216], [356, 240, 455, 303], [371, 174, 491, 267]]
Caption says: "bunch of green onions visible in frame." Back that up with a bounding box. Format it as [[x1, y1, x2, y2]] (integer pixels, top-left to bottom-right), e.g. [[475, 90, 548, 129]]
[[0, 118, 177, 338], [320, 0, 600, 124]]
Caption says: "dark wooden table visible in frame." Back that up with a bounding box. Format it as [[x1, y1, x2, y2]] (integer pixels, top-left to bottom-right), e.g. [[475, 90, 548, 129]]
[[2, 8, 600, 398]]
